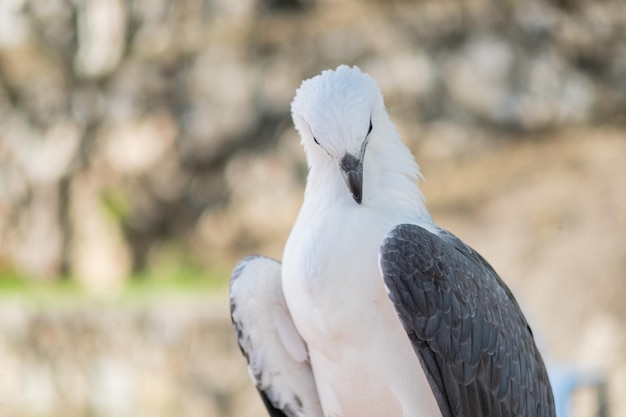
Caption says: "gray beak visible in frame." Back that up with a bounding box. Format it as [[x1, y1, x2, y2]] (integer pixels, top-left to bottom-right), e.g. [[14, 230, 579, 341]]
[[340, 153, 363, 204]]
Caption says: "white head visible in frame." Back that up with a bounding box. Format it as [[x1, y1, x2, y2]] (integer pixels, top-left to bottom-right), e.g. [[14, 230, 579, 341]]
[[291, 65, 425, 210]]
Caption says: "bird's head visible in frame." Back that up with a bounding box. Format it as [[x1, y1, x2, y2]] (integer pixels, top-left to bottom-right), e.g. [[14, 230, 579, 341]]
[[291, 65, 386, 205]]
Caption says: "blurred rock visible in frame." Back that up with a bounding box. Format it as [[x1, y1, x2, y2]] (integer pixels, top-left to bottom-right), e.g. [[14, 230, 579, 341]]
[[69, 171, 131, 294], [0, 0, 30, 47], [74, 0, 127, 78], [101, 113, 176, 176], [0, 41, 68, 124], [445, 35, 515, 123], [22, 362, 58, 414], [89, 357, 137, 417], [8, 187, 63, 279], [0, 300, 260, 417], [180, 47, 257, 161], [10, 119, 81, 186], [364, 49, 436, 103]]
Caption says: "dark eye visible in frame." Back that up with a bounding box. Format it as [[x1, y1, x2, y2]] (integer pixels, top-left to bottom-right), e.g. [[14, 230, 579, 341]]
[[313, 136, 320, 145], [367, 119, 373, 135]]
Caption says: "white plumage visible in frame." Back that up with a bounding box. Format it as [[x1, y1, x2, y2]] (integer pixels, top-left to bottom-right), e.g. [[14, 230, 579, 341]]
[[282, 66, 440, 417], [230, 256, 323, 417]]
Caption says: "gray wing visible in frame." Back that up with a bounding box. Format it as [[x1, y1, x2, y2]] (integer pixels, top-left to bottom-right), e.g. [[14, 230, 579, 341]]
[[230, 256, 324, 417], [379, 224, 555, 417]]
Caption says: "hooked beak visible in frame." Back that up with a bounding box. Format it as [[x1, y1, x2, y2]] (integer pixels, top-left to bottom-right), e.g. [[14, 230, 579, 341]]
[[340, 153, 363, 204]]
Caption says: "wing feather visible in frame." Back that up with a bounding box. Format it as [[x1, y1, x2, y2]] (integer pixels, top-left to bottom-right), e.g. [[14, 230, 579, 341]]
[[379, 224, 555, 417], [230, 256, 324, 417]]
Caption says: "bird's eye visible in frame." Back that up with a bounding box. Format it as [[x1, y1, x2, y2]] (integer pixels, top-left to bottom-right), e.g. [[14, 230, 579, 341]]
[[313, 137, 320, 145], [367, 119, 373, 135]]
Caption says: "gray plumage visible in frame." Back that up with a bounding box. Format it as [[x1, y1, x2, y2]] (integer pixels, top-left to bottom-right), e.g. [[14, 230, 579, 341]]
[[379, 223, 555, 417]]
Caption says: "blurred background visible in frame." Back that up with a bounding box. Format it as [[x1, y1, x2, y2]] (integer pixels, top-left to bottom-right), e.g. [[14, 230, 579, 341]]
[[0, 0, 624, 416]]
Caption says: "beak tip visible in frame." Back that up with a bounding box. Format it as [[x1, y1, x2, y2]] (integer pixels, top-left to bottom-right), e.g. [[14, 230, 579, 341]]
[[347, 170, 363, 205]]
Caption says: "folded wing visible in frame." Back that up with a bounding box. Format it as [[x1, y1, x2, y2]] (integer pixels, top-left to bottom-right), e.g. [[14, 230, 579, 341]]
[[379, 224, 555, 417], [230, 256, 324, 417]]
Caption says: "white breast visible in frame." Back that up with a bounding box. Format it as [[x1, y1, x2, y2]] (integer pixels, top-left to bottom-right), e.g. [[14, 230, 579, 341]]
[[282, 201, 442, 417]]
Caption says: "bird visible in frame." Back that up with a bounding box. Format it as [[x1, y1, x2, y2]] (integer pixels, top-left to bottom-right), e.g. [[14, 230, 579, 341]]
[[229, 65, 555, 417]]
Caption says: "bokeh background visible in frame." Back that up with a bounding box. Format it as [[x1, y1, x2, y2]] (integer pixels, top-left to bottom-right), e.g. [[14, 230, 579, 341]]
[[0, 0, 624, 416]]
